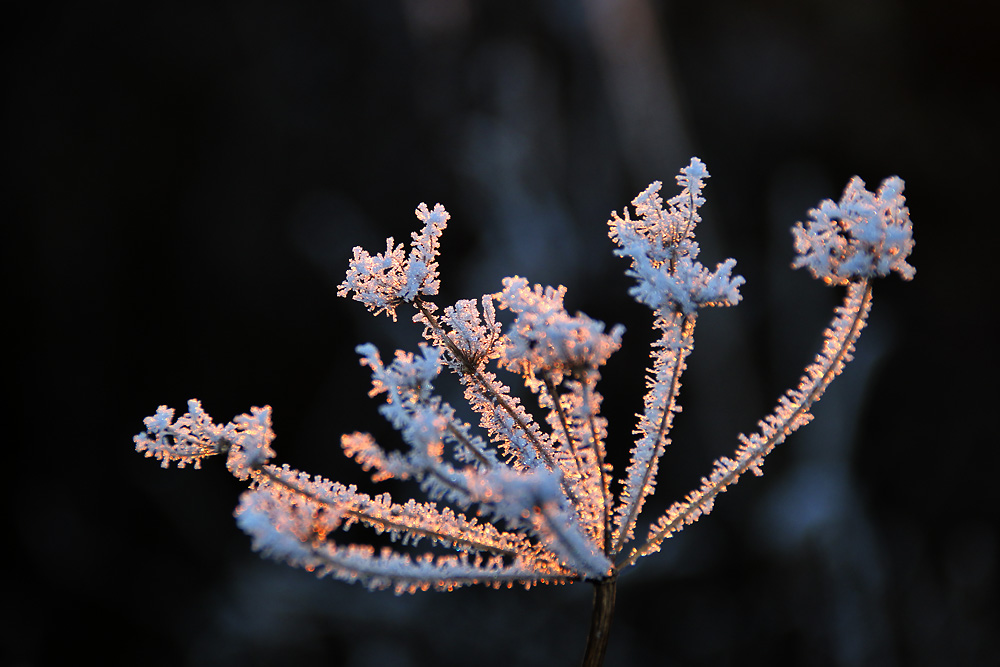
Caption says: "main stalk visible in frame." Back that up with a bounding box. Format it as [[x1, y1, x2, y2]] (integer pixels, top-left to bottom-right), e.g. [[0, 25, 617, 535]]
[[582, 575, 618, 667]]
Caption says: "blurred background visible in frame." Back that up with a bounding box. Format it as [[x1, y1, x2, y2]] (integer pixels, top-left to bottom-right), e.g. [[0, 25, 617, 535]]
[[4, 1, 996, 666]]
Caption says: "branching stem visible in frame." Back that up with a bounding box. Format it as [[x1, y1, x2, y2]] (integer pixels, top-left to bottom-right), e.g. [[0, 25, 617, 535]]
[[416, 301, 558, 469], [620, 280, 874, 568], [258, 464, 524, 557], [611, 312, 696, 555]]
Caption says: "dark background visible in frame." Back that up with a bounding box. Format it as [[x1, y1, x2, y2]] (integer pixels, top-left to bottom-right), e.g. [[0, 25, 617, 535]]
[[5, 1, 996, 666]]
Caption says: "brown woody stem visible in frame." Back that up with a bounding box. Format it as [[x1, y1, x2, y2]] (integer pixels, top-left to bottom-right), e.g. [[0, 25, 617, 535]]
[[582, 576, 618, 667]]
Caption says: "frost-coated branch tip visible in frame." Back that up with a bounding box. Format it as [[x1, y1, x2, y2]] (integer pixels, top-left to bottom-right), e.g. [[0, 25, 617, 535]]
[[337, 203, 450, 319], [608, 158, 745, 314], [792, 175, 915, 285]]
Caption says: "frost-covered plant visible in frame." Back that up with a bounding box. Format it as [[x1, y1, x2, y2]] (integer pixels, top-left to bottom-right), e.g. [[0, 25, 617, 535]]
[[135, 158, 913, 666]]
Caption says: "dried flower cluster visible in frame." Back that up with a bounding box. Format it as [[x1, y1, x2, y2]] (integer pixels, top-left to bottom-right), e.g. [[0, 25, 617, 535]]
[[135, 158, 913, 664]]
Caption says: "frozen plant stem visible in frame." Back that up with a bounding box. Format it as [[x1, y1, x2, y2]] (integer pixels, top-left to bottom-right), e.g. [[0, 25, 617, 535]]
[[584, 576, 617, 667], [135, 159, 913, 666]]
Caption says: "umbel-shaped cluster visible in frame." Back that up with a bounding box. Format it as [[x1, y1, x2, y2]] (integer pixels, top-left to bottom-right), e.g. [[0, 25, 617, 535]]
[[136, 158, 913, 595]]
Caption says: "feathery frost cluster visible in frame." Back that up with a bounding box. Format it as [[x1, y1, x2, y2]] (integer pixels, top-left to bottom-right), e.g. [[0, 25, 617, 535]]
[[792, 175, 915, 285], [136, 158, 913, 596]]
